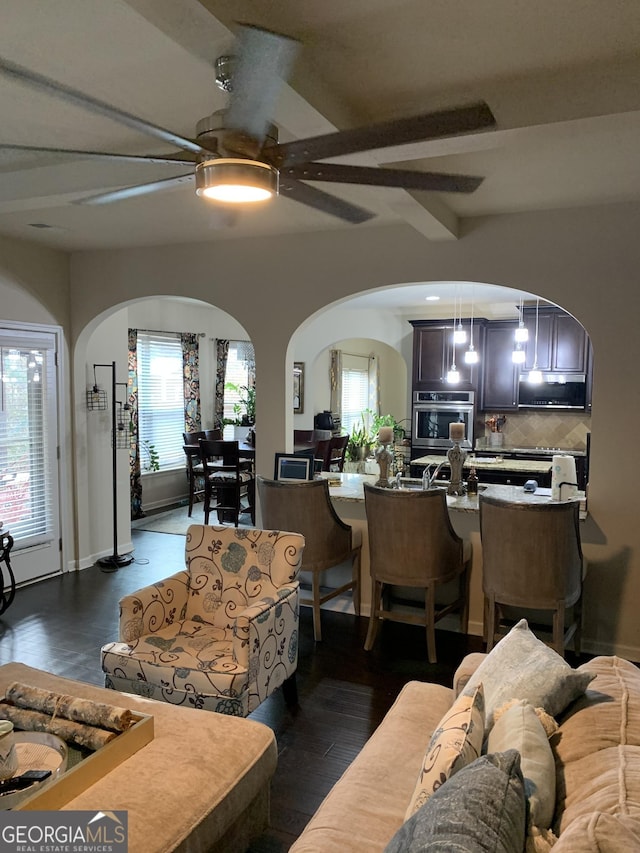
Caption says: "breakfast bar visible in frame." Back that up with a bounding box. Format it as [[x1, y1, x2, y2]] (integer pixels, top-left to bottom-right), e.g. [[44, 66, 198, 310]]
[[322, 472, 588, 637]]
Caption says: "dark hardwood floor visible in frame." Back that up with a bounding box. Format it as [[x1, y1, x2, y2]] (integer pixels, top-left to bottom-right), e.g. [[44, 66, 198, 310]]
[[0, 528, 590, 851]]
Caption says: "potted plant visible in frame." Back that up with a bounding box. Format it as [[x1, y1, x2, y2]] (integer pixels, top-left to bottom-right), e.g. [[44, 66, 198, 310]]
[[224, 383, 256, 426]]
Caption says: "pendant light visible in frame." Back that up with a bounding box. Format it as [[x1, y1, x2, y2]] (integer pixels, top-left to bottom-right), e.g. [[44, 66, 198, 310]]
[[447, 294, 460, 382], [512, 296, 527, 363], [514, 296, 529, 342], [528, 298, 542, 383], [453, 295, 467, 344], [464, 288, 479, 364]]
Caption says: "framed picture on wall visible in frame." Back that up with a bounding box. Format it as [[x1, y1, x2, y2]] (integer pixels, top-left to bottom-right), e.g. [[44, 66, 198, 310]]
[[293, 362, 304, 414]]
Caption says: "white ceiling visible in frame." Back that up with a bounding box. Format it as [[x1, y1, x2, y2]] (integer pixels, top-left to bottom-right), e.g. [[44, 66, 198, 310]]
[[1, 0, 639, 315]]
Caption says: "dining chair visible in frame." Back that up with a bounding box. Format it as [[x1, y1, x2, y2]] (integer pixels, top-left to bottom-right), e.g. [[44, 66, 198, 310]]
[[199, 438, 255, 526], [363, 483, 472, 664], [479, 494, 586, 656], [315, 438, 332, 471], [328, 434, 349, 471], [183, 430, 206, 445], [257, 476, 362, 641], [182, 431, 207, 516]]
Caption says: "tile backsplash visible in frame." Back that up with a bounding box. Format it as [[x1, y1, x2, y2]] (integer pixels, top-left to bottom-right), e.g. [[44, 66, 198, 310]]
[[479, 411, 591, 451]]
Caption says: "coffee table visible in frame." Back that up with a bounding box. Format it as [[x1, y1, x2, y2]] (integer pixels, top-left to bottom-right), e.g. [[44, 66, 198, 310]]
[[0, 663, 277, 852]]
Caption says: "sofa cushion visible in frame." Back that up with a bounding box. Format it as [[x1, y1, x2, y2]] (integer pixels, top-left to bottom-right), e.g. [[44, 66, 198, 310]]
[[405, 683, 484, 819], [553, 812, 640, 852], [487, 700, 557, 850], [462, 619, 594, 729], [385, 750, 526, 853], [555, 656, 640, 766], [555, 744, 640, 836]]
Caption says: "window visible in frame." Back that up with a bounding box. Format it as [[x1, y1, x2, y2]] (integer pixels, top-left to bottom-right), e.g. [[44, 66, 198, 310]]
[[341, 354, 372, 436], [223, 341, 255, 438], [137, 333, 184, 471], [0, 329, 58, 549]]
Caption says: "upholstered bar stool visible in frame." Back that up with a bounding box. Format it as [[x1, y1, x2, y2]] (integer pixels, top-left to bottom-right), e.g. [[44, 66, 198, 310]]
[[362, 483, 472, 664], [479, 494, 586, 656]]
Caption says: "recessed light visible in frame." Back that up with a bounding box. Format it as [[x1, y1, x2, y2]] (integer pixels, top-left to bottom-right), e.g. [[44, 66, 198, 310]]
[[425, 295, 440, 301]]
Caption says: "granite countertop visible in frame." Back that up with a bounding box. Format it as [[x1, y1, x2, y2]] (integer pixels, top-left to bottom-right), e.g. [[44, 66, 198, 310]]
[[411, 454, 552, 475], [321, 472, 587, 518]]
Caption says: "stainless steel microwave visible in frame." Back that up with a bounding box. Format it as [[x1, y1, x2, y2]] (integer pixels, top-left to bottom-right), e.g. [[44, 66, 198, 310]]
[[518, 374, 587, 409]]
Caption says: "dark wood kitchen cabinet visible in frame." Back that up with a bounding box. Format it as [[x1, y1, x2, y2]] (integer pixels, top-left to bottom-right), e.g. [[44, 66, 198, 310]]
[[479, 321, 519, 411], [410, 319, 484, 389], [522, 307, 589, 373]]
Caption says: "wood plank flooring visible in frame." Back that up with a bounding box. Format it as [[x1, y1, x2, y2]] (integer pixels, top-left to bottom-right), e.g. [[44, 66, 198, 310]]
[[0, 527, 590, 851]]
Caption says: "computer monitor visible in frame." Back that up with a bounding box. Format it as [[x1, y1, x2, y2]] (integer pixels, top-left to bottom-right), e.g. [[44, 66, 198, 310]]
[[274, 452, 314, 482]]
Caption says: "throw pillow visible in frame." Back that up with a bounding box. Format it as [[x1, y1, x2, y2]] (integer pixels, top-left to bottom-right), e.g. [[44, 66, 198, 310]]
[[386, 750, 526, 853], [404, 683, 485, 819], [462, 619, 594, 729], [487, 700, 557, 852]]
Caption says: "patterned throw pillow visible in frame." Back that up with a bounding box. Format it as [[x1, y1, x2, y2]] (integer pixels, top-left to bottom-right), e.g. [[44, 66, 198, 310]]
[[388, 750, 526, 853], [404, 683, 485, 819], [462, 619, 595, 730]]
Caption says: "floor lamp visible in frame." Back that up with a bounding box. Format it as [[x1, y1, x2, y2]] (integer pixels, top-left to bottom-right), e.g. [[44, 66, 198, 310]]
[[87, 361, 134, 570]]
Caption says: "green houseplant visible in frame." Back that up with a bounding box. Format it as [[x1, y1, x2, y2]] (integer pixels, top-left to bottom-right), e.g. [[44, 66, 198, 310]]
[[223, 382, 256, 426]]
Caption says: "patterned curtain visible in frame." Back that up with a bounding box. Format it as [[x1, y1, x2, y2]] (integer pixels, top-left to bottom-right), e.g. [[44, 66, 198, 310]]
[[128, 329, 143, 519], [330, 349, 342, 416], [215, 339, 230, 428], [181, 333, 201, 432]]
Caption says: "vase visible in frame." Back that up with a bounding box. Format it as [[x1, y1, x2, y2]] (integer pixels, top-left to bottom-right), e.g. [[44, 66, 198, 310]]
[[488, 432, 504, 447]]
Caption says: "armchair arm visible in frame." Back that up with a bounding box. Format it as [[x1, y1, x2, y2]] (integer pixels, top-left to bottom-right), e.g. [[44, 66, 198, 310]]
[[232, 582, 299, 713], [118, 569, 190, 643]]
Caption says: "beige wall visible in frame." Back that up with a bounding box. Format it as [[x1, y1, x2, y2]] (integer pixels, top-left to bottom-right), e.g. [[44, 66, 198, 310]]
[[2, 200, 640, 657]]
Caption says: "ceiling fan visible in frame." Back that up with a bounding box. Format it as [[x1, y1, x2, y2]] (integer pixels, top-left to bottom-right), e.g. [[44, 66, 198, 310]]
[[0, 24, 496, 224]]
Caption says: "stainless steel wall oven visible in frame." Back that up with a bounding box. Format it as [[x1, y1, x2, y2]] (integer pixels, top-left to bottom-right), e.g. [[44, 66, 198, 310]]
[[412, 390, 475, 451]]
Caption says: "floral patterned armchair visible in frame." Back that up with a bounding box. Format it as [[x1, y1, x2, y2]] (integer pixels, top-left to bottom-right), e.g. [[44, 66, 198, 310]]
[[101, 524, 304, 716]]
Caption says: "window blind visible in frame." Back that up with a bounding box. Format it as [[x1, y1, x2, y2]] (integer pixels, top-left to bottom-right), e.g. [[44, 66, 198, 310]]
[[0, 329, 58, 549], [137, 333, 184, 471], [222, 341, 255, 438], [341, 355, 370, 436]]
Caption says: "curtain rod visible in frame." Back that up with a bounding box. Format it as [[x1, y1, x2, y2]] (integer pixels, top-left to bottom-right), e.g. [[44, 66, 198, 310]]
[[341, 351, 376, 359]]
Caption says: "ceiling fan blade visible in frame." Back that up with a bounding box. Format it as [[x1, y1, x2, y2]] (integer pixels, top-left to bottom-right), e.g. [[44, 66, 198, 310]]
[[285, 162, 484, 193], [75, 173, 194, 206], [266, 102, 496, 167], [225, 24, 300, 147], [279, 176, 374, 224], [0, 143, 197, 166], [0, 56, 214, 158]]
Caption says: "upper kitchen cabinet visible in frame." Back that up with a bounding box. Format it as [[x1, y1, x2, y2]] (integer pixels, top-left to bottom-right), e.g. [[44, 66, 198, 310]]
[[410, 320, 484, 389], [479, 321, 519, 411], [522, 307, 589, 374]]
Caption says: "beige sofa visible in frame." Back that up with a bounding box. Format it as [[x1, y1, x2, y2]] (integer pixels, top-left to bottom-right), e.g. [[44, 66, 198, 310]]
[[291, 622, 640, 852]]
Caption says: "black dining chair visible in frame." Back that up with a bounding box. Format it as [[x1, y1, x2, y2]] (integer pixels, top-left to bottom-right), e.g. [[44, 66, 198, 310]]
[[199, 438, 255, 526]]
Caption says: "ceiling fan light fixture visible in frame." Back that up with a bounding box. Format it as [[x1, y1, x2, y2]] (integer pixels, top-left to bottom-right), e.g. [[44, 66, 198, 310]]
[[195, 159, 278, 203]]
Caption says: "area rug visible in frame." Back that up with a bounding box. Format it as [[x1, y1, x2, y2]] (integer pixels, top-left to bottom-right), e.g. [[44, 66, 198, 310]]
[[131, 505, 197, 536], [131, 504, 253, 535]]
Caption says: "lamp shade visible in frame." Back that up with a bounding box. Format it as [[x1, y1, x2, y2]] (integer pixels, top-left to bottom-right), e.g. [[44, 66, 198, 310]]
[[195, 159, 279, 202]]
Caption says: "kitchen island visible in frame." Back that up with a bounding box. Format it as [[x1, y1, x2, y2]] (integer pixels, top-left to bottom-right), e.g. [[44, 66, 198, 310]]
[[321, 472, 589, 638]]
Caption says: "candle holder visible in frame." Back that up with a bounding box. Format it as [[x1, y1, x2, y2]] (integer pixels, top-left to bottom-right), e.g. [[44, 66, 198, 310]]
[[447, 441, 467, 496], [375, 429, 394, 488], [375, 445, 394, 487]]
